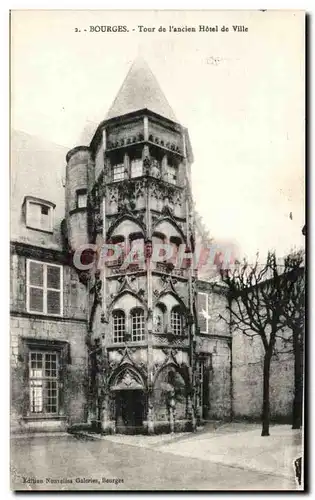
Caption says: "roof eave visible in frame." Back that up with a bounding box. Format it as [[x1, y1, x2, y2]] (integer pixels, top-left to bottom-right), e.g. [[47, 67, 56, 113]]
[[90, 108, 185, 152]]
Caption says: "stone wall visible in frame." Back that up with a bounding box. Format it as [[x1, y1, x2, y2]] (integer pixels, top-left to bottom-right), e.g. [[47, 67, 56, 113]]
[[10, 315, 88, 433], [196, 335, 231, 420], [196, 281, 232, 420], [196, 280, 295, 422]]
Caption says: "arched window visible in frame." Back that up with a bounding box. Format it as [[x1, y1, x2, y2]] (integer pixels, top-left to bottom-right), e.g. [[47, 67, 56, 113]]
[[112, 310, 125, 343], [171, 306, 183, 336], [153, 303, 166, 333], [131, 308, 145, 342]]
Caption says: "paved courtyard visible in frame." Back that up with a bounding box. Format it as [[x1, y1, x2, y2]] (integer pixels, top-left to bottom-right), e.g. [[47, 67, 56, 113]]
[[11, 423, 302, 491]]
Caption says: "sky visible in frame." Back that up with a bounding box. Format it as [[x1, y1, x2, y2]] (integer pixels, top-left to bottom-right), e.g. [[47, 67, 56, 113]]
[[11, 10, 305, 260]]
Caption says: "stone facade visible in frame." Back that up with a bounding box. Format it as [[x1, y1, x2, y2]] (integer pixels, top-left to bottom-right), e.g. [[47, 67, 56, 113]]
[[63, 58, 232, 434]]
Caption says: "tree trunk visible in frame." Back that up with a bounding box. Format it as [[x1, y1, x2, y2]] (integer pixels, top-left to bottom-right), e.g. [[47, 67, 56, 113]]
[[261, 351, 272, 436], [292, 329, 303, 429]]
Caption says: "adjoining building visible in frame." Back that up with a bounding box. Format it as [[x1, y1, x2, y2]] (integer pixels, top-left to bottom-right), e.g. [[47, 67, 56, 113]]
[[10, 130, 88, 434]]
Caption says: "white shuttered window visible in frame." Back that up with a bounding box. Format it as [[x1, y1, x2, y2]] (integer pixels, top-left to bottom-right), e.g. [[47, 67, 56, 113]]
[[197, 292, 209, 334]]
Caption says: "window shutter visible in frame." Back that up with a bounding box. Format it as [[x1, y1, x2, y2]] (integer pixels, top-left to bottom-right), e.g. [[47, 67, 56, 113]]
[[197, 292, 208, 333]]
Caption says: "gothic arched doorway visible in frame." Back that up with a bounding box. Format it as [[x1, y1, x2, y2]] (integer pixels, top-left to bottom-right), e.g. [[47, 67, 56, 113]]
[[110, 367, 146, 434]]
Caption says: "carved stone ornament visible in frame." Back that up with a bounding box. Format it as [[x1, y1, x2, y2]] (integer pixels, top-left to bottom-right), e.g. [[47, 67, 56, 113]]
[[155, 275, 179, 302], [92, 274, 102, 305], [150, 160, 161, 179], [111, 369, 144, 391], [135, 181, 145, 198], [116, 275, 137, 295], [78, 270, 90, 286], [161, 205, 174, 217], [108, 185, 118, 204], [152, 361, 162, 377], [143, 156, 151, 175], [94, 213, 103, 233], [116, 346, 137, 367], [137, 287, 145, 299], [100, 312, 108, 324], [109, 359, 119, 371], [118, 181, 136, 211]]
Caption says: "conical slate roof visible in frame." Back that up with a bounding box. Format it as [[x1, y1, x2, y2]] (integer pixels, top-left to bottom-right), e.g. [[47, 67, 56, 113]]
[[106, 57, 177, 122]]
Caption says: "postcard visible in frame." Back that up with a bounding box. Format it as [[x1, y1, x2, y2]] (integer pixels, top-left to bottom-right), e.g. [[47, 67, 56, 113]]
[[10, 9, 305, 491]]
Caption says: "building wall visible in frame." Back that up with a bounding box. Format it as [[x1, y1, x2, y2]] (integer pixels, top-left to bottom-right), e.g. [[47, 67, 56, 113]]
[[196, 281, 232, 420], [10, 315, 88, 432], [196, 279, 295, 422], [197, 335, 231, 420], [232, 331, 294, 421], [10, 131, 89, 434], [10, 250, 89, 432]]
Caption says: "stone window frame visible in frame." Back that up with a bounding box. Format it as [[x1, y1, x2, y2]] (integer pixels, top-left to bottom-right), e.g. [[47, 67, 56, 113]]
[[170, 305, 183, 336], [130, 307, 145, 342], [166, 163, 177, 185], [112, 309, 126, 343], [76, 188, 88, 209], [19, 337, 70, 420], [23, 196, 55, 234], [26, 259, 63, 317], [112, 307, 147, 344], [112, 163, 125, 182], [29, 350, 59, 415]]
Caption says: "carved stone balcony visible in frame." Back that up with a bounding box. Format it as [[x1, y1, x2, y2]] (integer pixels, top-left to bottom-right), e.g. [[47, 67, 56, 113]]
[[152, 331, 189, 347], [106, 262, 146, 277], [106, 133, 145, 151], [155, 262, 187, 278]]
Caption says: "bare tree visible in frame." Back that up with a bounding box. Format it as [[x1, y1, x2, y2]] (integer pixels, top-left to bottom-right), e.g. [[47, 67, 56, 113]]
[[221, 251, 301, 436], [276, 251, 305, 429]]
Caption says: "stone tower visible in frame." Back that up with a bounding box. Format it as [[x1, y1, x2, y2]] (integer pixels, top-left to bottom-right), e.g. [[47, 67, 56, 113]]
[[65, 58, 198, 434]]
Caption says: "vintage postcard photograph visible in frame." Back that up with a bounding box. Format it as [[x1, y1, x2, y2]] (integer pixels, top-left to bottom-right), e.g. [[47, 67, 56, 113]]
[[10, 9, 305, 491]]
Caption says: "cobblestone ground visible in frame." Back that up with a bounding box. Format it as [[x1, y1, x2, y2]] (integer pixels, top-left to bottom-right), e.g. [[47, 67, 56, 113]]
[[11, 431, 298, 491]]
